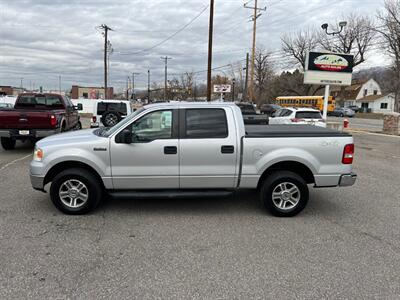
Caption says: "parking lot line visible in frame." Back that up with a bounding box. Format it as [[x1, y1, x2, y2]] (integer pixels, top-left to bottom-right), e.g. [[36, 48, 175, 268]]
[[0, 153, 32, 172]]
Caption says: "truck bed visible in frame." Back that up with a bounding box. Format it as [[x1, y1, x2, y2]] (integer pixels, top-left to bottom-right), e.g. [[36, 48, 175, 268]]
[[245, 124, 350, 138]]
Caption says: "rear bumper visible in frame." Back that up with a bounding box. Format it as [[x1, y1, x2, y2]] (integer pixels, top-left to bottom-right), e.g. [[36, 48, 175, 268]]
[[0, 128, 60, 139], [339, 172, 357, 187]]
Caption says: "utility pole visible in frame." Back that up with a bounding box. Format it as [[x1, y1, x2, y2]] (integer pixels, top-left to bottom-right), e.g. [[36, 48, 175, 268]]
[[244, 52, 249, 102], [147, 70, 151, 102], [161, 56, 172, 101], [58, 75, 61, 94], [244, 1, 266, 102], [99, 24, 113, 99], [207, 0, 214, 102], [131, 72, 140, 100], [126, 76, 129, 100], [20, 77, 23, 90]]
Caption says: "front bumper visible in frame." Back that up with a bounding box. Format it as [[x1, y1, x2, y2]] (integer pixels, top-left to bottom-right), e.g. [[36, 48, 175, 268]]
[[339, 173, 357, 187], [0, 128, 60, 139], [30, 173, 46, 192]]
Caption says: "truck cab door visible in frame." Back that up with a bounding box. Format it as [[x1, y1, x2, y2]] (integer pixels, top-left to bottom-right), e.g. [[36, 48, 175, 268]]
[[179, 107, 239, 189], [110, 109, 179, 189]]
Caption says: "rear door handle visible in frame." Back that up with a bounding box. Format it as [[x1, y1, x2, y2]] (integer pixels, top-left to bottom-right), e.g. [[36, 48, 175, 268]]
[[164, 146, 177, 155], [221, 145, 234, 154]]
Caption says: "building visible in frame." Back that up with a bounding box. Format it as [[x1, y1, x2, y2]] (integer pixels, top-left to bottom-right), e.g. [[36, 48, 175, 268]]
[[71, 85, 113, 99], [329, 78, 396, 113], [356, 93, 395, 113], [0, 86, 25, 96]]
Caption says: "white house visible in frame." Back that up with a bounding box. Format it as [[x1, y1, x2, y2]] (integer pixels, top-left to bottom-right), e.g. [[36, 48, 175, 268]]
[[356, 93, 395, 113], [330, 78, 396, 113]]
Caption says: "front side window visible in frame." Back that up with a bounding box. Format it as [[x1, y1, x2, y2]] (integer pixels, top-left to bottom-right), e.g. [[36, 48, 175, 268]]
[[185, 109, 228, 138], [131, 110, 173, 142]]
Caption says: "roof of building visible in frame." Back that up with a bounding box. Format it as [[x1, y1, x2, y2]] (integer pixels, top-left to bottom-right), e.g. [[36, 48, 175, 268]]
[[356, 94, 392, 102]]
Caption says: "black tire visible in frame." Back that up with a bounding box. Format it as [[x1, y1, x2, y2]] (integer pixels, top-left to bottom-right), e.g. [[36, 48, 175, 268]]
[[340, 113, 344, 117], [1, 137, 16, 150], [61, 122, 66, 132], [102, 111, 121, 127], [50, 168, 102, 215], [74, 121, 82, 130], [259, 171, 309, 217]]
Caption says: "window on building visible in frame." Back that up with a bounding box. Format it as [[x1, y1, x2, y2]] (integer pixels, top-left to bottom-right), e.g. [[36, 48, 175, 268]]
[[380, 103, 388, 109], [82, 92, 88, 99], [361, 102, 369, 108], [374, 90, 378, 95], [363, 89, 368, 97]]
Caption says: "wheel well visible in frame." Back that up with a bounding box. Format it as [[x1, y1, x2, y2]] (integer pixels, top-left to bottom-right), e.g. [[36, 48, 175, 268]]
[[257, 161, 315, 188], [44, 161, 104, 188]]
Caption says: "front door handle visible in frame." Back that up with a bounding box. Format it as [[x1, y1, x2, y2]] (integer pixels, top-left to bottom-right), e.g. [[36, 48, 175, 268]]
[[164, 146, 177, 155], [221, 145, 234, 154]]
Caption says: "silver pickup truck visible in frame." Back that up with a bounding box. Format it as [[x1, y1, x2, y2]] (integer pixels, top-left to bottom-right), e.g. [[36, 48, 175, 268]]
[[30, 102, 356, 217]]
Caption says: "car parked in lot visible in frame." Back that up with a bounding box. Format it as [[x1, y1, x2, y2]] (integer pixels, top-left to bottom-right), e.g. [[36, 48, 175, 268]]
[[345, 105, 360, 113], [260, 104, 281, 116], [269, 107, 326, 127], [329, 107, 355, 118], [0, 93, 82, 150], [236, 102, 269, 124], [90, 100, 133, 128], [30, 102, 356, 217]]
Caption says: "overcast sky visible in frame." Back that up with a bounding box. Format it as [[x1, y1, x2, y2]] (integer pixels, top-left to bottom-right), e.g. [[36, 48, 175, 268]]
[[0, 0, 387, 92]]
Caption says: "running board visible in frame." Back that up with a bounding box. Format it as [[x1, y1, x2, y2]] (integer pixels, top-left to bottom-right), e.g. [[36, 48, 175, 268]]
[[108, 189, 234, 199]]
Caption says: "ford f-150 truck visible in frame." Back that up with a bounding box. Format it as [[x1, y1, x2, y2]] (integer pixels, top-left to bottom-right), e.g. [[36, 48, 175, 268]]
[[30, 102, 356, 217], [0, 93, 82, 150]]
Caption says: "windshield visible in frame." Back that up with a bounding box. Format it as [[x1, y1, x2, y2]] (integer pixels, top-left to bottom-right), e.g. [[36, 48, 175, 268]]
[[99, 107, 146, 137]]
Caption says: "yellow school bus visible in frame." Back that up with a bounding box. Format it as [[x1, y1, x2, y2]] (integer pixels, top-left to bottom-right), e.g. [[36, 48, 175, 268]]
[[275, 96, 335, 112]]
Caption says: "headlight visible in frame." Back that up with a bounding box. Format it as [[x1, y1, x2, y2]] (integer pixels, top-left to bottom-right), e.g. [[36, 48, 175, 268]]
[[33, 148, 44, 162]]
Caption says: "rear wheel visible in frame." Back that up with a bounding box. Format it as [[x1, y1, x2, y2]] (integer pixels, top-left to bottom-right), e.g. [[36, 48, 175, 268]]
[[260, 171, 309, 217], [340, 113, 344, 117], [50, 168, 102, 215], [1, 137, 16, 150], [74, 121, 82, 130]]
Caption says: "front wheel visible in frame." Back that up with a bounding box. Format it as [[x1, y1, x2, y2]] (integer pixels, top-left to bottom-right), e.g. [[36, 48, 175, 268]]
[[1, 137, 16, 150], [50, 168, 102, 215], [259, 171, 309, 217]]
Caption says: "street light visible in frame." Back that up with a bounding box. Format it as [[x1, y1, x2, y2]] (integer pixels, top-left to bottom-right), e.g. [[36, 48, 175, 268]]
[[321, 21, 347, 36]]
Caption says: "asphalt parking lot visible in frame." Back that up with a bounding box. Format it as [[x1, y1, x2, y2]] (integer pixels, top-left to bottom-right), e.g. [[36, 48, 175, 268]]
[[0, 131, 399, 299]]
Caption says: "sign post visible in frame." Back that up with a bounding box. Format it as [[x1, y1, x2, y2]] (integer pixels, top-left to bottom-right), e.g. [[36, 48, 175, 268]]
[[304, 51, 354, 120]]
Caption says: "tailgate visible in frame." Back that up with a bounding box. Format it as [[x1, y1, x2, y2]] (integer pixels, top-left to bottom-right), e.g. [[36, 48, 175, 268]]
[[0, 110, 52, 129]]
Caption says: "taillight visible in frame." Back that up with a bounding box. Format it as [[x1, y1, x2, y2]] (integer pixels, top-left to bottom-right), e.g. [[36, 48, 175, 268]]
[[291, 118, 305, 123], [50, 115, 57, 126], [342, 144, 354, 164], [92, 116, 97, 123]]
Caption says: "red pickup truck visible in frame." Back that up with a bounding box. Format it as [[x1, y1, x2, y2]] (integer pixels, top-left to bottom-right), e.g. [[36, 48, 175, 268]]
[[0, 93, 82, 150]]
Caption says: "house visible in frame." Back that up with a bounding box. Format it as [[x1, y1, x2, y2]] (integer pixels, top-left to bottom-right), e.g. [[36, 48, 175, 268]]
[[356, 93, 395, 113], [329, 78, 396, 112]]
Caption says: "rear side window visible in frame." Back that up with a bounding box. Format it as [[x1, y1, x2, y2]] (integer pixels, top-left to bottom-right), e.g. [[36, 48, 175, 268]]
[[97, 102, 127, 115], [16, 95, 63, 108], [185, 109, 228, 138], [296, 111, 322, 119]]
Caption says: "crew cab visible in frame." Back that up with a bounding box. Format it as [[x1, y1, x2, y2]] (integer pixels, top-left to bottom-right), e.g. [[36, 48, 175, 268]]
[[30, 102, 356, 217], [0, 93, 82, 150]]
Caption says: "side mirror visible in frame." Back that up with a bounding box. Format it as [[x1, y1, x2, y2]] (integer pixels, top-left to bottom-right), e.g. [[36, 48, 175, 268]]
[[75, 103, 83, 111], [116, 128, 133, 144]]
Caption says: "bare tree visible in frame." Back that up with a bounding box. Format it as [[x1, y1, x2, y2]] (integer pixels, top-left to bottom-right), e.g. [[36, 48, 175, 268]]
[[319, 14, 375, 105], [254, 48, 274, 102], [180, 72, 194, 100], [375, 0, 400, 112], [282, 29, 320, 70], [319, 14, 375, 67]]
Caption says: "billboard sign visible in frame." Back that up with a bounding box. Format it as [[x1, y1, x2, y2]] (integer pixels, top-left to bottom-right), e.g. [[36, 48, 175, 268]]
[[213, 84, 231, 93], [304, 51, 354, 86]]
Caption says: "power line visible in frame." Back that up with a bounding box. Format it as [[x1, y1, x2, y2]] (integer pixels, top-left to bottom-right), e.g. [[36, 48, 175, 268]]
[[118, 5, 209, 56]]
